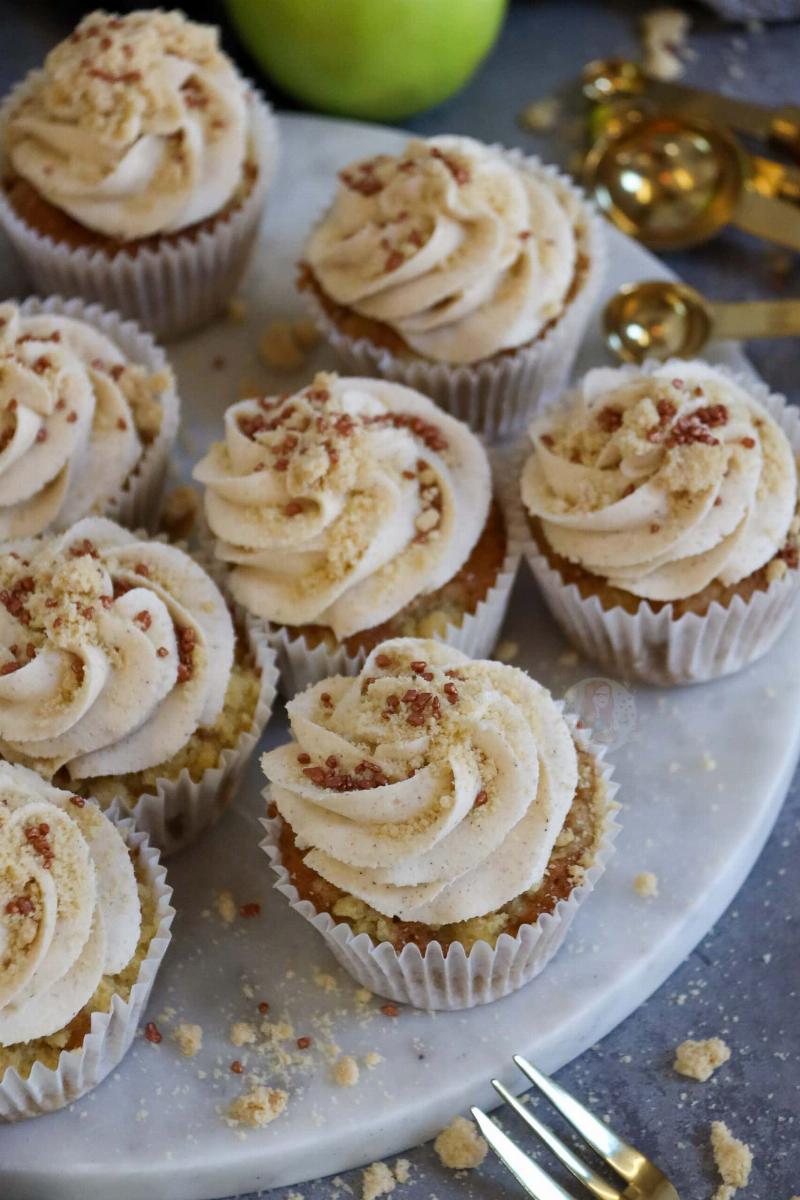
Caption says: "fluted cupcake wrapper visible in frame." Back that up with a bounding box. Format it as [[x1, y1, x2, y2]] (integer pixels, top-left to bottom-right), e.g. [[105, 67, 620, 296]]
[[17, 294, 180, 534], [0, 76, 279, 340], [264, 449, 527, 698], [259, 716, 619, 1011], [520, 363, 800, 686], [118, 613, 279, 858], [302, 150, 606, 443], [0, 812, 174, 1121]]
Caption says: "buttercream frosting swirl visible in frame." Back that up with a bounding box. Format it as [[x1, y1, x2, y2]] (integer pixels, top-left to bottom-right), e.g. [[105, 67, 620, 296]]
[[193, 374, 492, 639], [0, 302, 170, 540], [6, 9, 249, 239], [305, 135, 580, 365], [261, 638, 579, 925], [0, 516, 234, 779], [0, 760, 139, 1045], [521, 362, 799, 601]]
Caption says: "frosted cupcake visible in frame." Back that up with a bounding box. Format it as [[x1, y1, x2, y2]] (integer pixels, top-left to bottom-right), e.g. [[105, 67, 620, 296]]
[[0, 516, 277, 854], [299, 135, 604, 440], [0, 296, 178, 539], [521, 361, 800, 684], [0, 10, 278, 338], [260, 638, 617, 1009], [0, 761, 173, 1120], [193, 373, 524, 695]]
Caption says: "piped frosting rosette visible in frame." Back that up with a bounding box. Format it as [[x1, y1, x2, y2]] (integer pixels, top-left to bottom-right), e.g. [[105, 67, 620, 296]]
[[0, 762, 140, 1047], [260, 638, 618, 1009], [194, 374, 524, 696], [0, 296, 178, 538], [302, 136, 605, 439], [4, 10, 250, 241], [0, 516, 277, 853], [521, 361, 800, 684], [0, 762, 173, 1121], [0, 12, 279, 338]]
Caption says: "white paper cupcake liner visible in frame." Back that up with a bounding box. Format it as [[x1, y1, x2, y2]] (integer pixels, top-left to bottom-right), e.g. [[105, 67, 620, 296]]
[[115, 613, 279, 858], [0, 75, 279, 340], [260, 717, 619, 1011], [0, 811, 174, 1121], [521, 363, 800, 686], [17, 293, 180, 533], [302, 150, 606, 442], [266, 451, 527, 698]]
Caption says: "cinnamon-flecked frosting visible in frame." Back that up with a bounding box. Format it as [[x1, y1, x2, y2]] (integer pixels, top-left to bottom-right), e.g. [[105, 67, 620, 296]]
[[304, 135, 580, 365], [521, 363, 798, 601], [5, 9, 249, 240], [261, 639, 579, 925], [193, 374, 492, 639], [0, 517, 234, 779], [0, 302, 170, 540], [0, 761, 139, 1045]]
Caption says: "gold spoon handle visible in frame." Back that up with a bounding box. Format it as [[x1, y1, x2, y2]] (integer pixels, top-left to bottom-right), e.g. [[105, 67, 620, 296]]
[[771, 106, 800, 158], [708, 298, 800, 341], [750, 155, 800, 205], [732, 190, 800, 251]]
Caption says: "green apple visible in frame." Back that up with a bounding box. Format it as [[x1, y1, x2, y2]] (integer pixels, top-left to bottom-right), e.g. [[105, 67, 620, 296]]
[[225, 0, 507, 121]]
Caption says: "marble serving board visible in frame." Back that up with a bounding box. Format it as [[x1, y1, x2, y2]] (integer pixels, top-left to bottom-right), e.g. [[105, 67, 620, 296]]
[[2, 114, 799, 1200]]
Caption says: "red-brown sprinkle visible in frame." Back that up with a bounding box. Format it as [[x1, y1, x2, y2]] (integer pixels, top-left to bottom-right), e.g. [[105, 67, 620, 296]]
[[144, 1022, 162, 1044], [239, 902, 261, 918]]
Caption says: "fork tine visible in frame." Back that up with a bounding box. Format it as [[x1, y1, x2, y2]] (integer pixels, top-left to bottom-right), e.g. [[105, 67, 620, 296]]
[[513, 1056, 650, 1184], [491, 1080, 622, 1200], [470, 1107, 577, 1200]]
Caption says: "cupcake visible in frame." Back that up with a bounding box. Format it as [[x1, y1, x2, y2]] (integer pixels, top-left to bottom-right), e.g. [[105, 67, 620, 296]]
[[299, 135, 604, 440], [0, 761, 173, 1120], [521, 361, 800, 685], [193, 373, 524, 696], [260, 638, 618, 1010], [0, 10, 278, 339], [0, 295, 178, 539], [0, 516, 278, 854]]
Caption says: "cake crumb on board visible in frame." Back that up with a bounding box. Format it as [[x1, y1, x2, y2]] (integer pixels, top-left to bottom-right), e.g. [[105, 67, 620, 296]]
[[172, 1023, 203, 1058], [230, 1021, 257, 1047], [361, 1161, 396, 1200], [711, 1120, 752, 1191], [393, 1159, 411, 1184], [634, 871, 659, 898], [259, 318, 321, 371], [434, 1116, 488, 1170], [332, 1055, 360, 1087], [215, 890, 237, 924], [228, 1085, 288, 1128], [674, 1037, 730, 1082]]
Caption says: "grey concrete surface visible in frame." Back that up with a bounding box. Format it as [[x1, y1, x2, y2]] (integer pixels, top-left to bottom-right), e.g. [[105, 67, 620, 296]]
[[0, 3, 798, 1197]]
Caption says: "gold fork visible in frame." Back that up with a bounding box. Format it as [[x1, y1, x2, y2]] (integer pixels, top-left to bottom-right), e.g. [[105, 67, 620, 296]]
[[471, 1056, 679, 1200]]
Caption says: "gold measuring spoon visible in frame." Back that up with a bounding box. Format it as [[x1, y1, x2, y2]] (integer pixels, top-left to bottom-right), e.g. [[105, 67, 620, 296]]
[[582, 58, 800, 157], [604, 279, 800, 363], [583, 112, 800, 252], [588, 99, 800, 206]]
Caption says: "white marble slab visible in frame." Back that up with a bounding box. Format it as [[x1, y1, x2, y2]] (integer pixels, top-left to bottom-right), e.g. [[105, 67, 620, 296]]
[[2, 115, 799, 1200]]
